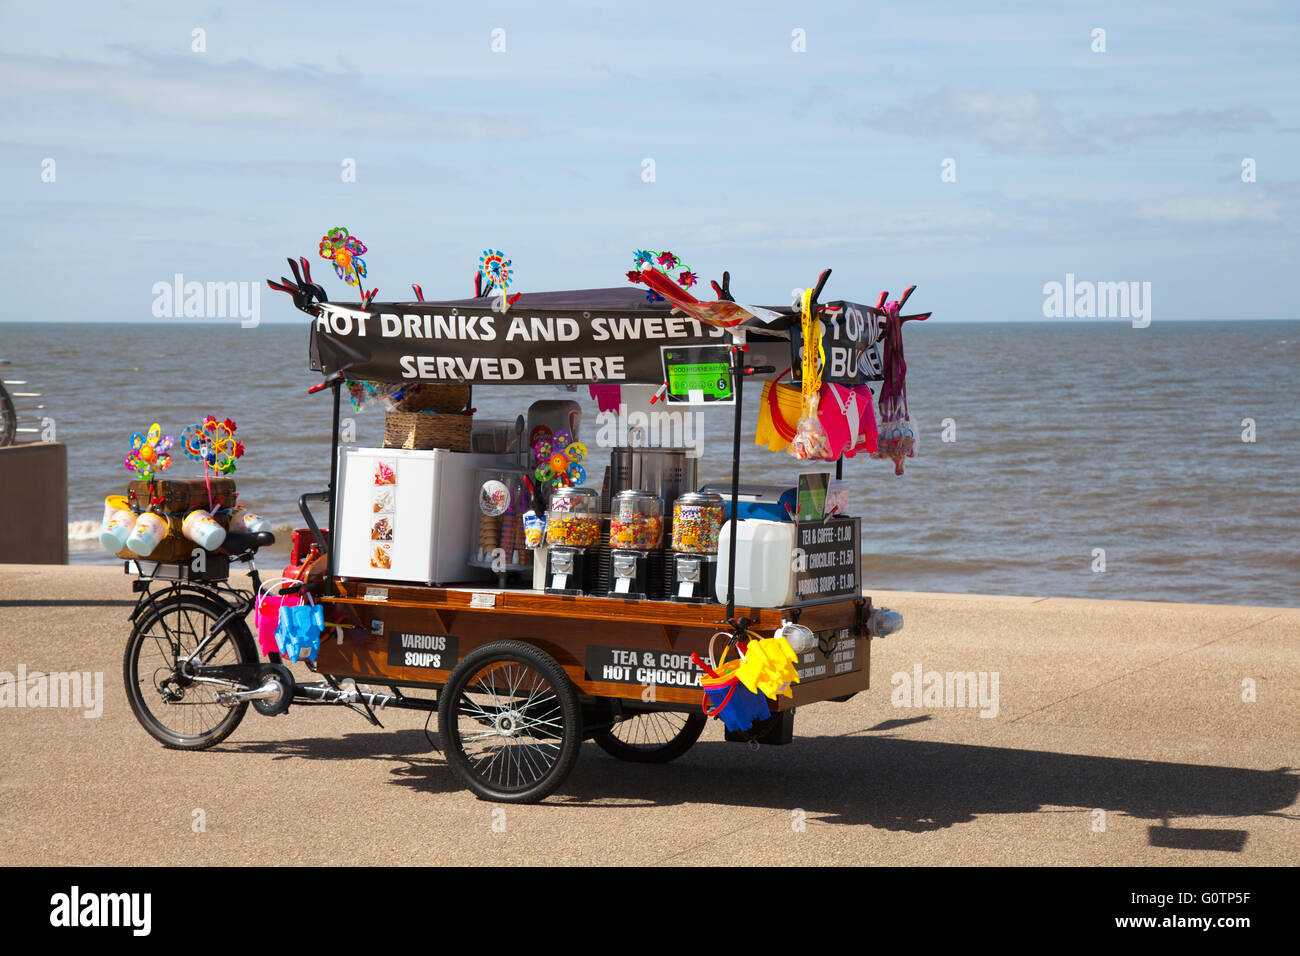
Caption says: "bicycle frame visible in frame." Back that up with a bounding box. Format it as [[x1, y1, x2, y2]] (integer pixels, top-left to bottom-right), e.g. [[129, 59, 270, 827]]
[[129, 561, 262, 670]]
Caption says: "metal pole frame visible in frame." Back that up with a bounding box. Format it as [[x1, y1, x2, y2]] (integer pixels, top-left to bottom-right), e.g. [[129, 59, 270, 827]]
[[326, 380, 342, 583], [725, 343, 744, 621]]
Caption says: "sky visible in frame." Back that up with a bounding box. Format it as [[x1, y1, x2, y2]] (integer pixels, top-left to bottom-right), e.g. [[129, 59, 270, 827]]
[[1, 0, 1297, 323]]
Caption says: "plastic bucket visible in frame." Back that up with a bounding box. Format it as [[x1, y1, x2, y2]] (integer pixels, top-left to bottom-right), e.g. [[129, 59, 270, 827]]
[[126, 512, 169, 557], [276, 594, 324, 663], [239, 511, 272, 534], [182, 509, 227, 551], [254, 578, 302, 656], [697, 641, 771, 732], [702, 675, 770, 732], [100, 496, 137, 552]]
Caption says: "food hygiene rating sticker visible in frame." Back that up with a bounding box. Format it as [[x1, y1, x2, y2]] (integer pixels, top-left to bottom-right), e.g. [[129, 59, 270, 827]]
[[585, 647, 707, 688], [387, 632, 458, 671]]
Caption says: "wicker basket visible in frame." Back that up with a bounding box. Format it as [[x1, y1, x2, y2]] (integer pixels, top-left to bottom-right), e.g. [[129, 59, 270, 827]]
[[394, 383, 471, 413], [383, 411, 472, 451]]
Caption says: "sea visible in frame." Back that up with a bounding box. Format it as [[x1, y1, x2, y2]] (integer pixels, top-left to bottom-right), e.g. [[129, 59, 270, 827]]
[[3, 318, 1297, 608]]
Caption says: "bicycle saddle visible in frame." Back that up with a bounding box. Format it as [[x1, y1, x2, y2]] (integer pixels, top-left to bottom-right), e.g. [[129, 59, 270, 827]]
[[223, 530, 276, 555]]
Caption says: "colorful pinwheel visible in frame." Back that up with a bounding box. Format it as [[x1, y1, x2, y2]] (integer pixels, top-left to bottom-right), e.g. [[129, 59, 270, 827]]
[[181, 415, 245, 476], [319, 227, 367, 284], [479, 249, 513, 296], [627, 249, 696, 300], [531, 432, 587, 487], [318, 227, 376, 304], [125, 424, 174, 481]]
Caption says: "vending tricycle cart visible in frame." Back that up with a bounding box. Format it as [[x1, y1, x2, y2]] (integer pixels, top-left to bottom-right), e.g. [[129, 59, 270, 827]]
[[121, 259, 917, 803]]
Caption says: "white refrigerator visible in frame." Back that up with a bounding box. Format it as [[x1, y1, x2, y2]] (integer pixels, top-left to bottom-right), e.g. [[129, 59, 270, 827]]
[[335, 447, 511, 585]]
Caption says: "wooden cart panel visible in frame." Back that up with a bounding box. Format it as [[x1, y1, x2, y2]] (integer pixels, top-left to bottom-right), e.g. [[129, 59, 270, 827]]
[[317, 583, 871, 708]]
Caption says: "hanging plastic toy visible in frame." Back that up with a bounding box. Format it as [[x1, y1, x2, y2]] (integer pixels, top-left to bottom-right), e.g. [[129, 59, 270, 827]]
[[788, 281, 833, 461], [692, 645, 771, 733], [870, 286, 930, 475], [732, 635, 802, 700], [124, 424, 174, 481], [870, 291, 926, 475]]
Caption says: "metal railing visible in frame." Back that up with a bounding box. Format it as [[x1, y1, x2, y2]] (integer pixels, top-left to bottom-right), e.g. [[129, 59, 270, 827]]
[[0, 361, 47, 446]]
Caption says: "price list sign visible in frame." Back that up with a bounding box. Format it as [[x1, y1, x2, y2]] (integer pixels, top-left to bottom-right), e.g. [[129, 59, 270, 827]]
[[792, 516, 861, 604]]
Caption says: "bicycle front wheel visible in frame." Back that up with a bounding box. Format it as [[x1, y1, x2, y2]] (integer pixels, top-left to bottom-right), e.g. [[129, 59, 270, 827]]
[[123, 592, 257, 750], [438, 641, 582, 803]]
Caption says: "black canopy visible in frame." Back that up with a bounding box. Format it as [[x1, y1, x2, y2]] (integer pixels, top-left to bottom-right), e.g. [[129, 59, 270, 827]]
[[307, 287, 885, 386]]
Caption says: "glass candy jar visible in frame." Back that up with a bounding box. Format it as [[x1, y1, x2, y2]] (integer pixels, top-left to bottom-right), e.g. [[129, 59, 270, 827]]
[[545, 486, 600, 548], [609, 490, 663, 550], [671, 491, 724, 554]]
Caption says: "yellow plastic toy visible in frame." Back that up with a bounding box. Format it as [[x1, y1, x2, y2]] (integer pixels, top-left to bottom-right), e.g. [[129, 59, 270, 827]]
[[734, 636, 801, 700]]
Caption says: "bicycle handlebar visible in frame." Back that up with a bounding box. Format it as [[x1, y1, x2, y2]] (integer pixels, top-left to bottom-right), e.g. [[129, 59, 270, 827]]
[[298, 491, 330, 556]]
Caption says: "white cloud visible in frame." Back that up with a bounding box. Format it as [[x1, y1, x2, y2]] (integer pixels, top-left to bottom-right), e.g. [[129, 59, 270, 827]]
[[852, 89, 1275, 155], [852, 87, 1093, 155], [1087, 108, 1273, 141], [0, 53, 534, 139], [1134, 194, 1282, 225]]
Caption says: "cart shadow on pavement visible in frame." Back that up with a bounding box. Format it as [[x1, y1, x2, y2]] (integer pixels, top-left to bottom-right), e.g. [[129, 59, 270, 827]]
[[227, 729, 1299, 845], [557, 735, 1299, 844], [230, 729, 470, 797]]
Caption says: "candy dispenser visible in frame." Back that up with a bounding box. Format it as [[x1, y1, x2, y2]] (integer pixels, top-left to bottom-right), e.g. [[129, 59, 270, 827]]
[[671, 491, 724, 602], [607, 490, 663, 598], [469, 465, 533, 586], [545, 486, 599, 594]]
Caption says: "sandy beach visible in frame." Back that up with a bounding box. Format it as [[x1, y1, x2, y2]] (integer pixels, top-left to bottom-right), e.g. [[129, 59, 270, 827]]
[[0, 563, 1295, 866]]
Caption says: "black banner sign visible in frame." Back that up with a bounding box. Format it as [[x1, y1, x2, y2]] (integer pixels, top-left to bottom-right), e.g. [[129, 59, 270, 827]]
[[792, 516, 861, 604], [310, 302, 731, 385], [387, 631, 458, 671], [790, 302, 885, 386], [584, 646, 708, 688]]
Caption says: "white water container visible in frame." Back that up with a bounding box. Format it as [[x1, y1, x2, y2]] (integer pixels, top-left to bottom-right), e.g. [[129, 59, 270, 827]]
[[715, 519, 796, 608]]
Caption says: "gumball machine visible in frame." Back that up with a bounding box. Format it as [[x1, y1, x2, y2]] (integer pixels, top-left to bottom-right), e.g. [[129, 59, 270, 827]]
[[607, 490, 663, 599], [670, 491, 724, 602], [544, 486, 600, 594]]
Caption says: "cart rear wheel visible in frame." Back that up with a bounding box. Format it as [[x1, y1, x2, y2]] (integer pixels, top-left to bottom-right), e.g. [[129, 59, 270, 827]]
[[438, 641, 582, 803], [594, 712, 707, 764], [123, 592, 256, 750]]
